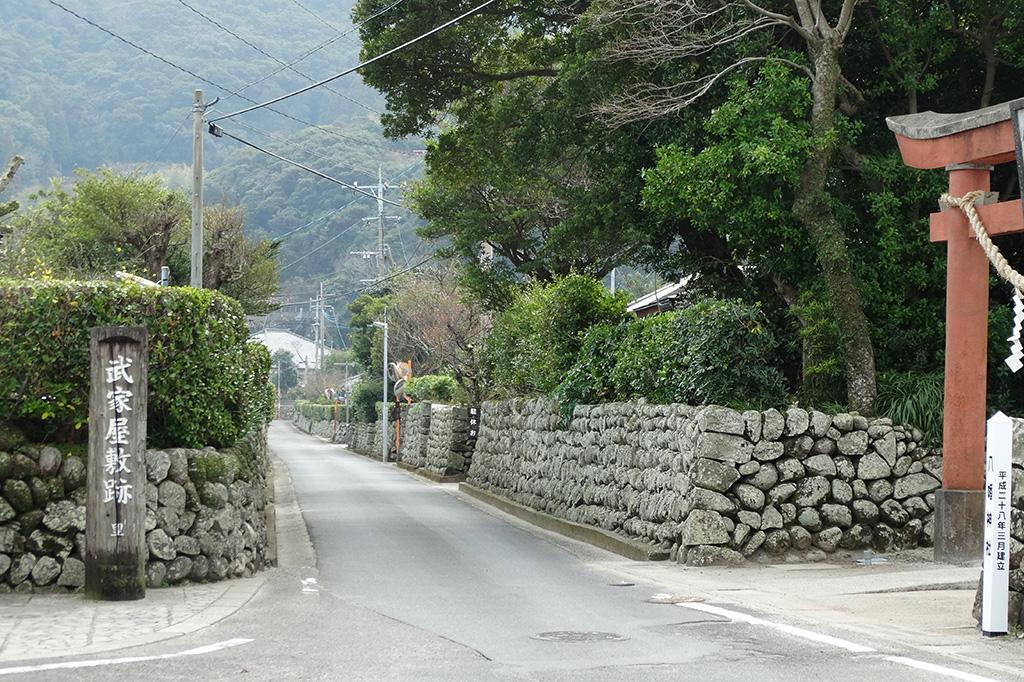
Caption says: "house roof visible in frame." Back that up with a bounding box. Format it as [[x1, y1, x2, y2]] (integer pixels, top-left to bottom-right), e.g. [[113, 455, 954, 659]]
[[626, 278, 690, 315], [251, 329, 325, 370]]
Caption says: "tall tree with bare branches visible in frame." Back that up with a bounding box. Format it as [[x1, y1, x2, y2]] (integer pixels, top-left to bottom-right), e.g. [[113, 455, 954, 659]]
[[593, 0, 877, 413]]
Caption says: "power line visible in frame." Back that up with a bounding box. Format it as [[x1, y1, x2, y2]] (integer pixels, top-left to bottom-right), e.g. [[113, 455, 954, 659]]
[[173, 0, 381, 115], [209, 123, 407, 208], [281, 222, 361, 270], [211, 0, 498, 121], [44, 0, 379, 150], [224, 0, 407, 103], [214, 113, 379, 177], [286, 0, 351, 35], [274, 158, 424, 241]]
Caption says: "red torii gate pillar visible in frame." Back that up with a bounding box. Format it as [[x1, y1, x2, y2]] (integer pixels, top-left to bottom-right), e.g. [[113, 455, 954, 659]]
[[888, 99, 1024, 562]]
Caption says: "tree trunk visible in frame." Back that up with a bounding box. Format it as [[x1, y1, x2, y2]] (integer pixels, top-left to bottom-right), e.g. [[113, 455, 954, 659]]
[[793, 43, 877, 414]]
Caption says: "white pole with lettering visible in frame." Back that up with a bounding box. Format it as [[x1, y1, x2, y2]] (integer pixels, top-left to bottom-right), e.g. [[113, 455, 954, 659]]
[[982, 411, 1013, 637]]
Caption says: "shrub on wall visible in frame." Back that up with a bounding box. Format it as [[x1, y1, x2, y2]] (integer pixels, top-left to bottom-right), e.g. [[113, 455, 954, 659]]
[[558, 298, 787, 410], [294, 400, 336, 422], [350, 378, 384, 423], [405, 374, 462, 403], [486, 275, 629, 396], [0, 279, 272, 447]]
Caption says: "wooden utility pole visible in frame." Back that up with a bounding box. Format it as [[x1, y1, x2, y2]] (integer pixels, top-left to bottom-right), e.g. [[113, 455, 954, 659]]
[[85, 327, 148, 601], [191, 89, 205, 288]]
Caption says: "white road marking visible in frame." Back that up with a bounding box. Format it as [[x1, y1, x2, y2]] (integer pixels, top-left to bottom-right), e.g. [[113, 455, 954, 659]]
[[679, 602, 875, 653], [680, 603, 1002, 681], [0, 638, 253, 676], [882, 656, 1001, 682]]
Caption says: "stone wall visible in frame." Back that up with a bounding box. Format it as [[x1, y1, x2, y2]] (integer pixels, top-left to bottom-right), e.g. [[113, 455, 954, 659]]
[[468, 399, 939, 564], [423, 405, 477, 478], [398, 404, 431, 469], [296, 404, 478, 478], [0, 429, 271, 592]]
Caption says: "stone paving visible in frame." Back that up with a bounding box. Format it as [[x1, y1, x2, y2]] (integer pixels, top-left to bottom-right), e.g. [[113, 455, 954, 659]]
[[0, 576, 264, 662]]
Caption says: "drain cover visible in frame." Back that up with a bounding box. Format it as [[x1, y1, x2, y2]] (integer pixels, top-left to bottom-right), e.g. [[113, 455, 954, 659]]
[[532, 631, 630, 643], [645, 593, 705, 604], [608, 581, 635, 587]]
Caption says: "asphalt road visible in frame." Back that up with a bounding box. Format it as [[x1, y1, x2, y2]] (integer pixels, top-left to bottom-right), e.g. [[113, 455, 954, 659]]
[[8, 422, 1003, 680]]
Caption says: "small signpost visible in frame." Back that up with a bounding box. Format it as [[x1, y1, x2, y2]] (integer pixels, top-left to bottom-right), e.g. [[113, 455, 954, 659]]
[[981, 411, 1013, 636], [85, 326, 148, 601]]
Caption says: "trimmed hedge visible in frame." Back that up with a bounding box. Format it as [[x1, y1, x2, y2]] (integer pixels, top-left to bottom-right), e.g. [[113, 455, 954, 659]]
[[405, 374, 461, 403], [0, 279, 273, 447], [558, 298, 787, 411], [294, 400, 337, 422]]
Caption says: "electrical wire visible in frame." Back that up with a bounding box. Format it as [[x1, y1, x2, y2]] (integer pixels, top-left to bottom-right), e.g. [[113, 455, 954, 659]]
[[45, 0, 383, 150], [274, 158, 424, 242], [209, 123, 407, 208], [173, 0, 381, 115], [224, 0, 406, 103], [212, 113, 379, 177], [211, 0, 498, 121], [281, 222, 361, 270]]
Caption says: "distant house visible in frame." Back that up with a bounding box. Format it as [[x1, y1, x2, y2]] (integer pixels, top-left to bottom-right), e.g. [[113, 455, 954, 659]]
[[626, 279, 690, 317], [251, 329, 323, 371]]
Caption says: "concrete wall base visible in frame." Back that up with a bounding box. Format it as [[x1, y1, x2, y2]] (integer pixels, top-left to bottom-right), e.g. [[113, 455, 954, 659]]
[[933, 488, 983, 563]]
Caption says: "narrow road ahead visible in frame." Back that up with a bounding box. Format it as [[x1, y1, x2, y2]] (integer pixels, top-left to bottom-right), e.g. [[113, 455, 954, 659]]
[[18, 422, 1002, 681]]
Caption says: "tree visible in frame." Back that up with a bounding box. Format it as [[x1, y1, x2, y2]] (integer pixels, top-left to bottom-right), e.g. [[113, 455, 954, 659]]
[[388, 264, 491, 403], [1, 169, 281, 314], [0, 155, 23, 224], [355, 1, 681, 306], [592, 0, 878, 413], [271, 349, 299, 393]]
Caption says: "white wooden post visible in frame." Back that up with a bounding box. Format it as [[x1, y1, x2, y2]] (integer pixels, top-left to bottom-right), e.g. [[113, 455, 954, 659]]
[[982, 411, 1013, 636]]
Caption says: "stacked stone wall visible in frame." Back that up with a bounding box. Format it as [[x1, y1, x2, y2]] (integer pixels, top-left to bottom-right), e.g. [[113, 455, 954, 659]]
[[398, 404, 431, 468], [0, 429, 271, 592], [468, 399, 940, 564], [423, 405, 476, 477]]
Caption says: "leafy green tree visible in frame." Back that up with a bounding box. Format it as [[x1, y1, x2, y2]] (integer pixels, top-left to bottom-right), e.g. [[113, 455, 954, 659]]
[[0, 169, 280, 313], [486, 275, 629, 396], [271, 349, 299, 393]]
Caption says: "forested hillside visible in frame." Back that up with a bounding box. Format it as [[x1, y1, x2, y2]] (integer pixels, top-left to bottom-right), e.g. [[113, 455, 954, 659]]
[[2, 0, 424, 300]]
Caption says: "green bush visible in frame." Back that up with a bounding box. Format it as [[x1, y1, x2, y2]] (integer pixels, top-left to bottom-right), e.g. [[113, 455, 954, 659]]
[[558, 299, 787, 410], [350, 378, 384, 423], [0, 279, 272, 447], [405, 374, 462, 403], [875, 371, 943, 444], [294, 400, 336, 422], [486, 275, 628, 396]]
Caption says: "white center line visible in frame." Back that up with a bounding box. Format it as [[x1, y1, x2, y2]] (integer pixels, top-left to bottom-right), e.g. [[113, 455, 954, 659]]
[[0, 638, 253, 676]]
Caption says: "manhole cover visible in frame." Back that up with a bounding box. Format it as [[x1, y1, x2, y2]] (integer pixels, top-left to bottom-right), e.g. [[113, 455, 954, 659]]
[[532, 631, 630, 643], [608, 581, 635, 587], [645, 593, 705, 604]]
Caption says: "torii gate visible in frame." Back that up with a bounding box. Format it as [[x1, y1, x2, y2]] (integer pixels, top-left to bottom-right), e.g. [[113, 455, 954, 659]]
[[887, 98, 1024, 561]]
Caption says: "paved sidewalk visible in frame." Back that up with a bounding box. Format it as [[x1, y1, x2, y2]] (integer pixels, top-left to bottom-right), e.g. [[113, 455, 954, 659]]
[[0, 577, 263, 662]]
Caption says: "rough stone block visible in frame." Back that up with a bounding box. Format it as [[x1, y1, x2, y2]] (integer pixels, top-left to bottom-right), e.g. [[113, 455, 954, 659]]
[[681, 510, 730, 546], [695, 432, 753, 465]]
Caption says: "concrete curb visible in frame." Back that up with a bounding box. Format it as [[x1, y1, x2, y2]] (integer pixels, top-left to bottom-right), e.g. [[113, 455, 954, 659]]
[[459, 483, 670, 562], [396, 461, 466, 483]]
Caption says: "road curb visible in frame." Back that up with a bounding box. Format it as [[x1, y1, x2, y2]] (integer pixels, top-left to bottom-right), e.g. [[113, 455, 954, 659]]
[[396, 461, 466, 483], [458, 483, 670, 562]]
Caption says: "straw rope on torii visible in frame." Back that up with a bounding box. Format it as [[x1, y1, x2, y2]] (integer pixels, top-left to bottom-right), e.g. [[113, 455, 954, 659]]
[[941, 190, 1024, 372]]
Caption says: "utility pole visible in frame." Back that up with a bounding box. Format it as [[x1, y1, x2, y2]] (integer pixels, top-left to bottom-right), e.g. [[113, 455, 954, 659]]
[[372, 309, 389, 463], [610, 268, 617, 294], [355, 164, 399, 282], [191, 89, 205, 288]]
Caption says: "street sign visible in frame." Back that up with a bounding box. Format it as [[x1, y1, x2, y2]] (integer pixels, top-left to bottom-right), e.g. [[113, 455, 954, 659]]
[[981, 411, 1013, 636]]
